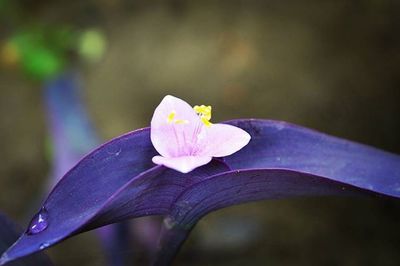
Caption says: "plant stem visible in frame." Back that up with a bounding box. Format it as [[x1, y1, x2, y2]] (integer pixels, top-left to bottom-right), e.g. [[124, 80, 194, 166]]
[[152, 216, 193, 266]]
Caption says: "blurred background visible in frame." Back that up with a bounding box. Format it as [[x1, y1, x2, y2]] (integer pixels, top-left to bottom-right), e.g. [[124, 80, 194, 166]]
[[1, 0, 400, 265]]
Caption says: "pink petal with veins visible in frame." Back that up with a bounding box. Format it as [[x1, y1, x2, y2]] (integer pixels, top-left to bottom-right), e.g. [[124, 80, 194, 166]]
[[150, 95, 200, 157], [150, 95, 251, 173], [197, 123, 251, 157]]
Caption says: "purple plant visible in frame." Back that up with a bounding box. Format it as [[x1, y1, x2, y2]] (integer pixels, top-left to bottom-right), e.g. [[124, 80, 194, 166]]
[[1, 96, 399, 265], [0, 212, 52, 266], [44, 72, 135, 265]]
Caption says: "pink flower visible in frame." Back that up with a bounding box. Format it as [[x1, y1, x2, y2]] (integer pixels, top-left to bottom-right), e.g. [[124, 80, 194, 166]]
[[150, 95, 251, 173]]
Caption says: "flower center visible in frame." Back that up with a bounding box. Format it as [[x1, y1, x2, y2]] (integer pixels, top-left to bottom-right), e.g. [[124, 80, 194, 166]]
[[194, 105, 212, 127]]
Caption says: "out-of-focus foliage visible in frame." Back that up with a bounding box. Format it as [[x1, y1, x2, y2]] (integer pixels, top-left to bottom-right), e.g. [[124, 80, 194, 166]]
[[0, 0, 7, 10], [1, 26, 106, 80], [4, 28, 68, 80], [78, 29, 106, 63], [0, 0, 106, 80]]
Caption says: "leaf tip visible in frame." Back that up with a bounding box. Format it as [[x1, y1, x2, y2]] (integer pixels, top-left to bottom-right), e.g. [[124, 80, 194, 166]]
[[0, 253, 10, 266]]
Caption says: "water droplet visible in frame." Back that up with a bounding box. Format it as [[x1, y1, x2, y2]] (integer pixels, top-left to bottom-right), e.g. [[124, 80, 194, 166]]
[[39, 242, 50, 250], [27, 207, 49, 235]]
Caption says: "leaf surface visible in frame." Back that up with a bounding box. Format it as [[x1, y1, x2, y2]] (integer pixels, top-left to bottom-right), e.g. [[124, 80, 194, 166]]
[[2, 119, 400, 265], [0, 212, 52, 266]]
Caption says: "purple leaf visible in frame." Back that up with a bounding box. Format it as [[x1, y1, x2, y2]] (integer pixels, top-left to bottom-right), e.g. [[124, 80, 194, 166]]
[[0, 212, 52, 266], [1, 119, 399, 265], [44, 72, 133, 266]]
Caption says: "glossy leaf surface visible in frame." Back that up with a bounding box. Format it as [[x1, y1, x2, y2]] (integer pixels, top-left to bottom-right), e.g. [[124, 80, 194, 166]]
[[0, 212, 52, 266], [1, 119, 400, 265]]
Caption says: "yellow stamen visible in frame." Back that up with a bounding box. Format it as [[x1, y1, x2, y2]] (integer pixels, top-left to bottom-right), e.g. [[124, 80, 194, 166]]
[[194, 105, 212, 127], [201, 117, 212, 127]]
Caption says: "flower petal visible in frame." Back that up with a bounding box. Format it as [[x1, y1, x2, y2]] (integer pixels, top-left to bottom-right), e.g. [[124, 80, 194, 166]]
[[197, 123, 251, 157], [152, 155, 212, 173], [151, 95, 201, 158]]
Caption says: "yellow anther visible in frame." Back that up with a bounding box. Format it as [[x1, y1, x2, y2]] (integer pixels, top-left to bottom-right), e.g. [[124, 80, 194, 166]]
[[201, 117, 212, 127], [194, 105, 212, 127], [167, 111, 176, 123]]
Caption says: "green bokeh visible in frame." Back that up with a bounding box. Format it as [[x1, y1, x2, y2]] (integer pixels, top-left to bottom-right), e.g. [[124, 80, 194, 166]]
[[78, 29, 106, 63], [21, 46, 64, 80], [8, 27, 75, 80]]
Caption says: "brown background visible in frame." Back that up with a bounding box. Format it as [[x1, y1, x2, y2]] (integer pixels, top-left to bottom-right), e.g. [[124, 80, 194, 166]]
[[1, 1, 400, 265]]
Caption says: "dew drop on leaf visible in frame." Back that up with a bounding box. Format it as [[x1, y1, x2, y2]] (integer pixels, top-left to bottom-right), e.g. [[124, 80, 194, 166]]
[[27, 207, 49, 235], [39, 242, 50, 250]]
